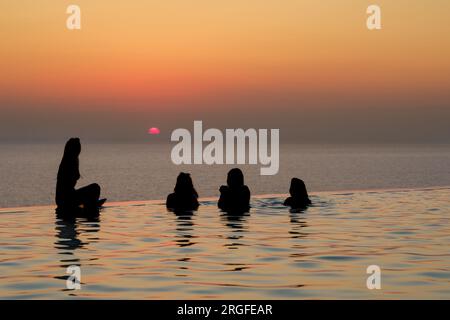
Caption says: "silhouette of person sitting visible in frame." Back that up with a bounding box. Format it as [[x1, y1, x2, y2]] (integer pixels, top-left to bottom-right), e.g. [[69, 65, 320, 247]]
[[218, 168, 251, 213], [166, 172, 199, 211], [284, 178, 311, 209], [55, 138, 105, 211]]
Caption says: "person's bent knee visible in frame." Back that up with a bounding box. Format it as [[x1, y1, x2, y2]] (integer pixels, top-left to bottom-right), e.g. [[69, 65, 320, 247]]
[[91, 183, 101, 197], [91, 183, 100, 190]]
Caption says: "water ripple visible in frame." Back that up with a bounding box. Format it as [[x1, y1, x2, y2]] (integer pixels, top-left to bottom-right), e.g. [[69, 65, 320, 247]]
[[0, 188, 449, 299]]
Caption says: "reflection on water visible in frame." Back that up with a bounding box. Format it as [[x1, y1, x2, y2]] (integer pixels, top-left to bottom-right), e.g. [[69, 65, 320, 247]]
[[0, 188, 450, 299], [172, 212, 196, 248], [53, 214, 101, 294], [289, 210, 308, 240], [221, 213, 250, 250], [54, 215, 101, 253]]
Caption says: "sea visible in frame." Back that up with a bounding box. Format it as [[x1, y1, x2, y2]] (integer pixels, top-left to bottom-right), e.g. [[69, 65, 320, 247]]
[[1, 143, 450, 208]]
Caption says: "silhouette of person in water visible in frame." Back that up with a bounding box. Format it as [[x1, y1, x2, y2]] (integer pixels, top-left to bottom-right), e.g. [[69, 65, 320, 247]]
[[284, 178, 311, 209], [218, 168, 251, 213], [55, 138, 104, 211], [166, 172, 199, 211]]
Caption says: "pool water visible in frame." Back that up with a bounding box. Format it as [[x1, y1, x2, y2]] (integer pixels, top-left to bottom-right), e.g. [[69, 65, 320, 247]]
[[0, 188, 449, 299]]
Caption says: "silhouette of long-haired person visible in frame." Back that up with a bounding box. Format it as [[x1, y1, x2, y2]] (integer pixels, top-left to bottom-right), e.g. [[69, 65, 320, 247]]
[[218, 168, 250, 213], [166, 172, 199, 211], [284, 178, 311, 209], [56, 138, 105, 211]]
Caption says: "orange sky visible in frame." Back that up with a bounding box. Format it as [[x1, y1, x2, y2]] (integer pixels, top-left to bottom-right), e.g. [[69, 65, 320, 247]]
[[1, 0, 450, 112]]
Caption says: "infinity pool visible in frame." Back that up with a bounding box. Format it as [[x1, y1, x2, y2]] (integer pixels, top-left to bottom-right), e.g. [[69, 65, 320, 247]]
[[1, 188, 449, 299]]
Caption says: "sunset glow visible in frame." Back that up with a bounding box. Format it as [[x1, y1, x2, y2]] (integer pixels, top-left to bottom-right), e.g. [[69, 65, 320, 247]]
[[1, 0, 449, 112]]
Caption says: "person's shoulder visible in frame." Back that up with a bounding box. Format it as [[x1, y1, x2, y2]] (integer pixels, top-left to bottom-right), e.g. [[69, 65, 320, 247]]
[[192, 199, 200, 209], [284, 197, 292, 206], [167, 192, 176, 199], [166, 193, 176, 206], [219, 185, 229, 193]]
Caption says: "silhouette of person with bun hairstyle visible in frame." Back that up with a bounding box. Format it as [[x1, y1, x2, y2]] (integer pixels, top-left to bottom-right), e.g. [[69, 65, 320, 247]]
[[56, 138, 105, 211], [166, 172, 199, 211], [218, 168, 250, 213], [284, 178, 311, 209]]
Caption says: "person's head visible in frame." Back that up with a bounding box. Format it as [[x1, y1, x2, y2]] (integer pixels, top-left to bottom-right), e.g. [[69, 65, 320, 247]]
[[63, 138, 81, 159], [174, 172, 197, 195], [227, 168, 244, 189], [289, 178, 309, 199]]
